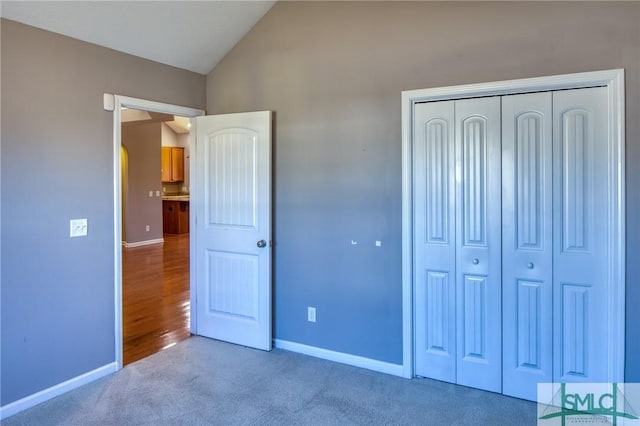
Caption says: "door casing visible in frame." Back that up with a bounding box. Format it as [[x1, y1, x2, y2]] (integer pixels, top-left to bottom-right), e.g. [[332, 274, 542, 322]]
[[401, 69, 626, 380], [107, 94, 205, 370]]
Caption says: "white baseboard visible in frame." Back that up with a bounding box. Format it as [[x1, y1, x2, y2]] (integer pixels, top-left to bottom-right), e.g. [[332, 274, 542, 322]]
[[274, 339, 404, 377], [0, 362, 117, 420], [122, 238, 164, 248]]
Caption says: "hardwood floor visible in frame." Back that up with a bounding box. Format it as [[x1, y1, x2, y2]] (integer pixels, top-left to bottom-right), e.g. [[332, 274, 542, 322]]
[[122, 233, 190, 365]]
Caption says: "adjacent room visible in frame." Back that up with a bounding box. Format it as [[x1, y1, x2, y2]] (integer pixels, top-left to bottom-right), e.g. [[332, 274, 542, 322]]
[[1, 1, 639, 424], [120, 109, 192, 365]]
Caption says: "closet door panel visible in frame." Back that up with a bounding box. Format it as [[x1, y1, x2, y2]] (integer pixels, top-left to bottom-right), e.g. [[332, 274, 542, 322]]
[[455, 97, 502, 393], [552, 87, 609, 383], [502, 92, 553, 401], [413, 101, 457, 382]]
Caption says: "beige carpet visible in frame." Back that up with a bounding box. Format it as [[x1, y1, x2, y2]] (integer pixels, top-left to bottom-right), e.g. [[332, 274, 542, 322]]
[[3, 336, 536, 425]]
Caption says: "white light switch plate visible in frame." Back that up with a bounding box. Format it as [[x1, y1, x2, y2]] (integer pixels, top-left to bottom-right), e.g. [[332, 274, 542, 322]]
[[70, 218, 88, 238]]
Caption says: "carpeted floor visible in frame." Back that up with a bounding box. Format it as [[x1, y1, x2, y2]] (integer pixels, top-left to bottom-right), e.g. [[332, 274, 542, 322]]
[[3, 336, 537, 425]]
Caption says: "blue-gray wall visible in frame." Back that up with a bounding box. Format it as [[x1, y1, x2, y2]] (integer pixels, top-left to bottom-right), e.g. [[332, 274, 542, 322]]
[[206, 1, 640, 375], [0, 19, 205, 406], [2, 1, 639, 410]]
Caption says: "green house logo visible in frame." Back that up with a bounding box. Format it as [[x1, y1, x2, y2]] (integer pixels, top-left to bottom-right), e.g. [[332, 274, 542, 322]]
[[538, 383, 640, 425]]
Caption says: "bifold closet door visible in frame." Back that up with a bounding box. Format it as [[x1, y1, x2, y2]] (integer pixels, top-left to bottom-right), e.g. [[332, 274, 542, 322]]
[[414, 98, 502, 393], [455, 97, 502, 393], [413, 100, 457, 383], [502, 87, 610, 400], [552, 87, 609, 384], [502, 92, 553, 401]]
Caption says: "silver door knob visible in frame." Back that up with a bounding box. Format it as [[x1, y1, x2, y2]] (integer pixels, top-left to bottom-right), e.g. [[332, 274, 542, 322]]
[[472, 258, 479, 265], [257, 240, 267, 248], [527, 262, 534, 269]]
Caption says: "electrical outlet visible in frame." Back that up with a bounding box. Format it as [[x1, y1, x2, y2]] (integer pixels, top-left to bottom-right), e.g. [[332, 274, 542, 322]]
[[307, 307, 316, 323], [145, 225, 150, 232]]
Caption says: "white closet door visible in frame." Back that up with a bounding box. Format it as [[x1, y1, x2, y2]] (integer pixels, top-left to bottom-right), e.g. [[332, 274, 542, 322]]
[[502, 93, 553, 400], [552, 87, 609, 383], [413, 101, 456, 382], [455, 97, 502, 393]]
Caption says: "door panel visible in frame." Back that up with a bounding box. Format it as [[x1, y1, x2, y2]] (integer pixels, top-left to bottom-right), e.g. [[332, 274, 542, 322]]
[[412, 87, 611, 397], [502, 92, 553, 400], [414, 101, 456, 382], [553, 87, 609, 382], [455, 97, 502, 393], [195, 111, 272, 351]]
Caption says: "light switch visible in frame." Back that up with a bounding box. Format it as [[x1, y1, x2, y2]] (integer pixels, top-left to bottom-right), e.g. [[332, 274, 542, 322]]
[[375, 240, 382, 247], [156, 190, 160, 197], [148, 191, 153, 197], [70, 219, 88, 238]]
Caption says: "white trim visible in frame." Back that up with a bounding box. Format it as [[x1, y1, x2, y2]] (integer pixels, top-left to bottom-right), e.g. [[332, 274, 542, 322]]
[[122, 238, 164, 248], [188, 121, 198, 335], [274, 340, 405, 377], [0, 363, 117, 420], [606, 71, 626, 380], [109, 94, 205, 370], [401, 69, 625, 381]]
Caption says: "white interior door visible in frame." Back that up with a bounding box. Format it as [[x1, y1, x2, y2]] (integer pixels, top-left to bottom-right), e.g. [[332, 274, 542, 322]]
[[410, 73, 623, 400], [414, 101, 456, 382], [502, 92, 553, 400], [552, 87, 609, 383], [455, 97, 502, 393], [194, 111, 272, 351], [414, 97, 502, 392]]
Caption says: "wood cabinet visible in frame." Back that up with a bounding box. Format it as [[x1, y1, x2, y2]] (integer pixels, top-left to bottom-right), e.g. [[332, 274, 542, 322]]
[[161, 147, 184, 182], [162, 200, 189, 234]]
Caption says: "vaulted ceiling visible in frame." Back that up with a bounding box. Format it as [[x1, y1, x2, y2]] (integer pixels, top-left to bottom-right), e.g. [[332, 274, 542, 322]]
[[0, 1, 276, 74]]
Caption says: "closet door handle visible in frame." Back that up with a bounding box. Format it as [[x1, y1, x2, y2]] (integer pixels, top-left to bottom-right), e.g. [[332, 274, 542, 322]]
[[472, 258, 479, 265], [527, 262, 534, 269]]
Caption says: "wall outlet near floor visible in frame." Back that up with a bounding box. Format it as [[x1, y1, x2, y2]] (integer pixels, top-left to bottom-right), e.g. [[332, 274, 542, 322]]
[[145, 225, 150, 232], [307, 306, 316, 323]]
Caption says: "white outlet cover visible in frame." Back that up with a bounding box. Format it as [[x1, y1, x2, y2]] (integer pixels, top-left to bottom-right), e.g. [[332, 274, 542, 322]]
[[70, 218, 88, 238], [308, 307, 316, 322]]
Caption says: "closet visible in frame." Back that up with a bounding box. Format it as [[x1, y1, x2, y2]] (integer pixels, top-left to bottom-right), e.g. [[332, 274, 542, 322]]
[[413, 86, 611, 401]]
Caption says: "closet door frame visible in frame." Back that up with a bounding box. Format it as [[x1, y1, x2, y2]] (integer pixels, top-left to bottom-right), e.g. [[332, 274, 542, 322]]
[[401, 69, 625, 381]]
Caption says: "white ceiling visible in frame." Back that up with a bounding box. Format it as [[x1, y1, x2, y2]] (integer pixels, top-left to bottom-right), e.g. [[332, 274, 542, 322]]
[[0, 1, 276, 75]]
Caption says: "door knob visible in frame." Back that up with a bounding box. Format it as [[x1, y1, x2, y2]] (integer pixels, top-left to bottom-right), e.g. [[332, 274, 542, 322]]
[[472, 258, 479, 265], [257, 240, 267, 248]]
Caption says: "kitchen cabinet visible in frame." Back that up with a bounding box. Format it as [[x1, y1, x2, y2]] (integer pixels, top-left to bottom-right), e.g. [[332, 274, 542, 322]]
[[162, 200, 189, 234], [161, 146, 184, 182]]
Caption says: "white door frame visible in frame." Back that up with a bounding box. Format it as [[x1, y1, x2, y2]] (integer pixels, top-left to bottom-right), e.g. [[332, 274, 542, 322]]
[[105, 94, 205, 370], [400, 69, 626, 380]]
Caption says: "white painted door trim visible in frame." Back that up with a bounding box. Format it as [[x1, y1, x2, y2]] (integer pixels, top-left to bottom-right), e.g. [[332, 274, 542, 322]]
[[106, 94, 205, 370], [401, 69, 626, 380]]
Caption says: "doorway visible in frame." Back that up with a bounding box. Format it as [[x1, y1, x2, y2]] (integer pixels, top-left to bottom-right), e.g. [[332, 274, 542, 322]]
[[109, 94, 205, 369], [120, 110, 194, 365]]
